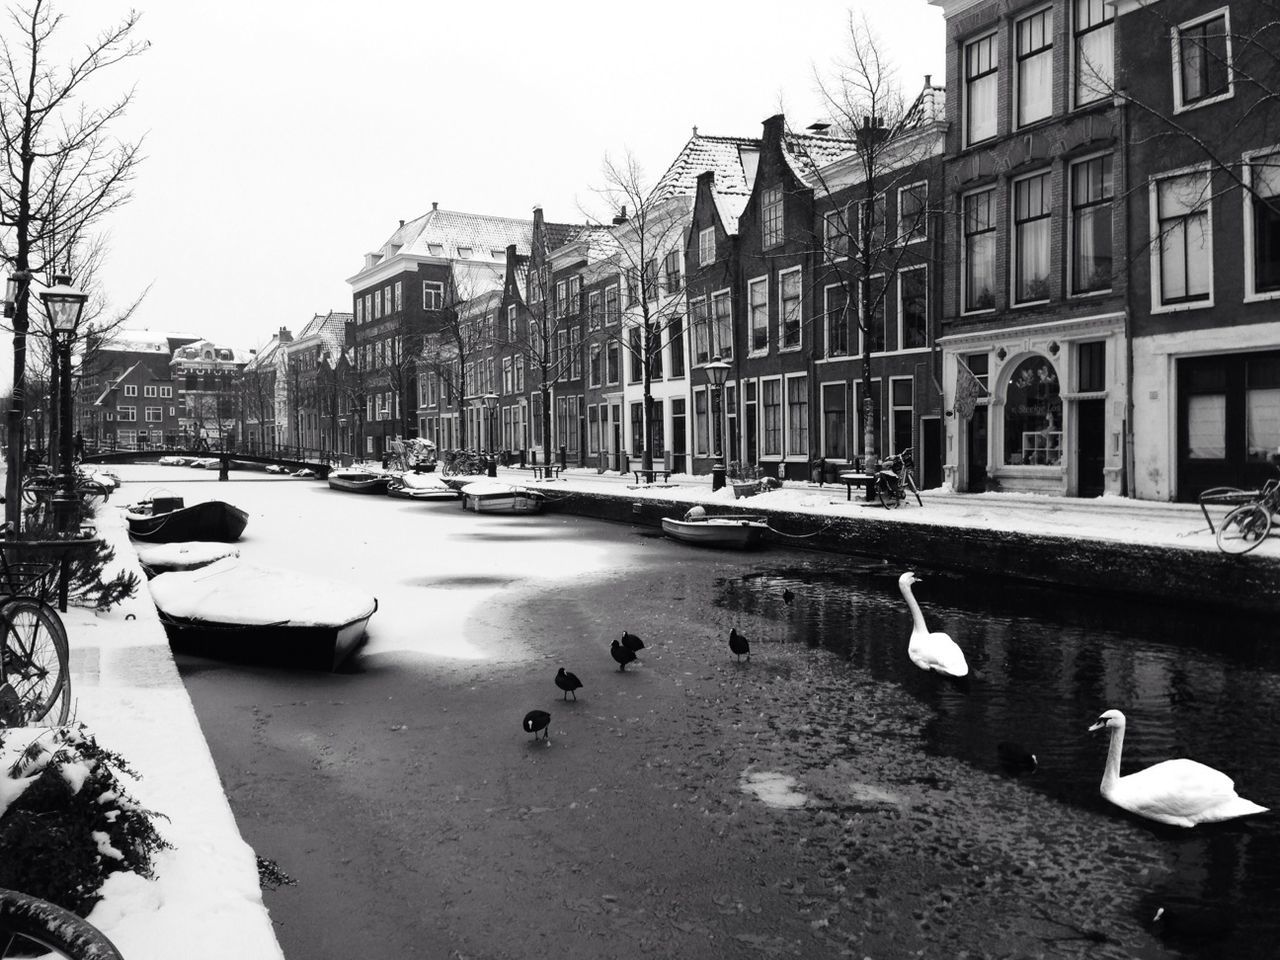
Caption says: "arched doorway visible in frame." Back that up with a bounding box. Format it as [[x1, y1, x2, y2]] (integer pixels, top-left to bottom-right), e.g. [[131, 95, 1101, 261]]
[[1003, 356, 1062, 468]]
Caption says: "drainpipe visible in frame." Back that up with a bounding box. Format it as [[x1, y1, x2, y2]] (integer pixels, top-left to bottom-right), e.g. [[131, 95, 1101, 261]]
[[1119, 89, 1137, 499]]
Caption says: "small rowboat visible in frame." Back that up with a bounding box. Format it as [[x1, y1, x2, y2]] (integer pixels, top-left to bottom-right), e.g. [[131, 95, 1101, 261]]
[[458, 479, 545, 514], [386, 472, 459, 501], [126, 497, 249, 543], [327, 469, 390, 494], [661, 510, 768, 549]]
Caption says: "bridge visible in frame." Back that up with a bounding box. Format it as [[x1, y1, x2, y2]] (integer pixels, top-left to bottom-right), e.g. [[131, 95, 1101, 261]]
[[80, 447, 335, 479]]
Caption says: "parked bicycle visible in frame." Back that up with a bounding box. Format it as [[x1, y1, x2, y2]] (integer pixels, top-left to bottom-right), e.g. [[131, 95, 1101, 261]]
[[874, 447, 923, 510], [0, 888, 123, 959], [440, 449, 486, 478], [1212, 461, 1280, 555], [0, 548, 70, 727]]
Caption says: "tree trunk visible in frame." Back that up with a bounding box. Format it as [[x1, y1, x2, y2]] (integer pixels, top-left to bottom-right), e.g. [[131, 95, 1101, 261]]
[[541, 382, 552, 469]]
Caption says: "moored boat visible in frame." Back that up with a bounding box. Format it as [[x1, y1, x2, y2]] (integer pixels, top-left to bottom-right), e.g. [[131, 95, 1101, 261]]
[[148, 556, 377, 670], [661, 507, 768, 549], [327, 468, 390, 494], [134, 541, 241, 578], [386, 472, 459, 501], [458, 479, 545, 514], [125, 497, 249, 543]]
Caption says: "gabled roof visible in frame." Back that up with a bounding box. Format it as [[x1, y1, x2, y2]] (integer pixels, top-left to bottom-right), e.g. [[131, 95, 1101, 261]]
[[651, 132, 760, 204], [712, 191, 750, 235], [98, 330, 201, 354], [780, 131, 859, 188], [457, 289, 503, 319], [382, 207, 536, 262], [244, 336, 284, 373]]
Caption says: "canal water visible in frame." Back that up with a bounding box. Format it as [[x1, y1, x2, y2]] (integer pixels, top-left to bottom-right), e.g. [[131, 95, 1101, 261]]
[[141, 470, 1277, 958]]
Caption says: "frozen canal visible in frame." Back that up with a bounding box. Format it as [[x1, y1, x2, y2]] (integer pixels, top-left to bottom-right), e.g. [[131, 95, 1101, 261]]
[[115, 466, 1279, 959]]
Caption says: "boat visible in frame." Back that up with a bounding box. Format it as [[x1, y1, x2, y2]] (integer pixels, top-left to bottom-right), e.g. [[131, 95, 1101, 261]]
[[386, 472, 459, 501], [661, 506, 769, 549], [327, 468, 390, 494], [134, 541, 241, 578], [148, 556, 377, 670], [125, 497, 249, 543], [458, 479, 545, 514]]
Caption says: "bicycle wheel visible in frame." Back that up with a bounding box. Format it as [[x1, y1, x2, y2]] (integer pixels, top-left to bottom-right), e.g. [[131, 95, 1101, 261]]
[[76, 479, 110, 508], [20, 477, 56, 507], [0, 888, 123, 959], [0, 598, 70, 725], [876, 477, 901, 510], [1216, 503, 1272, 555], [906, 473, 923, 507]]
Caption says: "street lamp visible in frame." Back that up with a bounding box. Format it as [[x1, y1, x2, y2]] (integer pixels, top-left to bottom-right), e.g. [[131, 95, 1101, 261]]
[[483, 393, 498, 477], [38, 275, 88, 531], [702, 355, 730, 492]]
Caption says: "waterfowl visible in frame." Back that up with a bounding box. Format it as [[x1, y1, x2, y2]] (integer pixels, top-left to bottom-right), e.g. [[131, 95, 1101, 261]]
[[728, 628, 750, 662], [620, 631, 644, 653], [1088, 709, 1268, 827], [782, 588, 795, 606], [610, 640, 637, 671], [1150, 902, 1235, 940], [554, 668, 582, 701], [997, 741, 1038, 773], [523, 710, 551, 741], [898, 571, 968, 677]]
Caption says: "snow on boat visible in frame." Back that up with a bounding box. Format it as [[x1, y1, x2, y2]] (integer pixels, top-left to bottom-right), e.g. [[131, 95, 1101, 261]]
[[458, 479, 545, 514], [125, 497, 249, 543], [386, 472, 458, 501], [661, 506, 769, 549], [158, 455, 192, 466], [134, 541, 241, 578], [327, 468, 390, 494], [148, 556, 377, 670]]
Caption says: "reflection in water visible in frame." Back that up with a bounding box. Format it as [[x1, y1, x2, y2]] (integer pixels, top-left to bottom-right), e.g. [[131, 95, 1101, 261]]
[[717, 560, 1280, 959]]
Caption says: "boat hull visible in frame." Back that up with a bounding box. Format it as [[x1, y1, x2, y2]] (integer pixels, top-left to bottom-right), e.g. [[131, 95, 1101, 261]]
[[661, 516, 768, 548], [127, 501, 249, 543], [462, 491, 544, 514], [159, 607, 374, 671], [328, 475, 389, 494]]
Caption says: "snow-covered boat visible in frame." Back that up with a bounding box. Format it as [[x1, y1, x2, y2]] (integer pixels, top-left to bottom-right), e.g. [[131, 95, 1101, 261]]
[[125, 497, 249, 543], [189, 457, 222, 469], [158, 455, 192, 466], [148, 557, 377, 670], [386, 472, 459, 501], [327, 468, 389, 494], [661, 508, 768, 549], [458, 479, 545, 514], [134, 541, 241, 578]]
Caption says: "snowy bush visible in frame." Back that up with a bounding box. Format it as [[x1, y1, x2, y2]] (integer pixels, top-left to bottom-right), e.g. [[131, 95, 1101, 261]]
[[0, 725, 169, 914]]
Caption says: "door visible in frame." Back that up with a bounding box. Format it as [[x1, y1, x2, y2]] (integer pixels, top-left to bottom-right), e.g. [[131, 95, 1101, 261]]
[[822, 383, 847, 459], [966, 406, 989, 492], [919, 416, 942, 490], [1076, 399, 1106, 497]]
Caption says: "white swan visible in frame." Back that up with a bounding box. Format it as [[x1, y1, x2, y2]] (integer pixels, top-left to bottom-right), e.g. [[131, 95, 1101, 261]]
[[898, 571, 968, 677], [1088, 709, 1268, 827]]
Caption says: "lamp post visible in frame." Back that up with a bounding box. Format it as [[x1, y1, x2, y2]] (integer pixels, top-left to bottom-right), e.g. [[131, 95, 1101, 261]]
[[38, 275, 88, 532], [483, 393, 498, 477], [702, 355, 730, 491]]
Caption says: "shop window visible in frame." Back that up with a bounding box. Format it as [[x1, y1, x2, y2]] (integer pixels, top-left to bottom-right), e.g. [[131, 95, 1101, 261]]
[[1247, 354, 1280, 462], [1003, 356, 1062, 465], [1187, 394, 1226, 459]]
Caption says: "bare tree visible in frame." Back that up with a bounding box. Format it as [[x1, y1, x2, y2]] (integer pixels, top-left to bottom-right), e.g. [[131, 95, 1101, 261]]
[[420, 271, 499, 451], [0, 0, 145, 527]]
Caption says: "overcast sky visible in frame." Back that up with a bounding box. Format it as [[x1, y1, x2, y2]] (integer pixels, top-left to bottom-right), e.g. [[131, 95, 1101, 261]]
[[62, 1, 945, 355]]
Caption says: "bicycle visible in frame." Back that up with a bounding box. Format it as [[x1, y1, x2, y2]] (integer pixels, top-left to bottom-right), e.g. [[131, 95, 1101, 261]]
[[874, 447, 924, 510], [1214, 464, 1280, 555], [440, 449, 485, 478], [0, 888, 123, 959], [0, 549, 70, 727]]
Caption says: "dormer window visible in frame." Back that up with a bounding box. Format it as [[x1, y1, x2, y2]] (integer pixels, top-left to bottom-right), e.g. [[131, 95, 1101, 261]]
[[428, 244, 444, 256], [457, 246, 473, 259]]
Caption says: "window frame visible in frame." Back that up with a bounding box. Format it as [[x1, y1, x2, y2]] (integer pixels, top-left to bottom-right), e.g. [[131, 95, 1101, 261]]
[[747, 275, 770, 357], [1073, 0, 1115, 109], [784, 372, 809, 458], [822, 283, 850, 359], [698, 226, 716, 266], [1069, 151, 1115, 297], [1015, 6, 1054, 129], [777, 266, 803, 352], [761, 185, 784, 249], [897, 265, 929, 353], [1149, 164, 1215, 312], [896, 182, 928, 246], [859, 272, 888, 357], [1011, 169, 1053, 306], [422, 281, 444, 310], [711, 288, 733, 361], [962, 186, 998, 315], [1243, 145, 1280, 302], [1171, 7, 1233, 114], [965, 32, 999, 147]]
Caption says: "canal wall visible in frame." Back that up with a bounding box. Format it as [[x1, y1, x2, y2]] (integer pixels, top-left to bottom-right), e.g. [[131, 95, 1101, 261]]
[[551, 490, 1280, 616]]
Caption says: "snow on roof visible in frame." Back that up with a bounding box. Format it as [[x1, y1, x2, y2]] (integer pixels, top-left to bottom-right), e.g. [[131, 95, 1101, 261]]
[[99, 330, 201, 354], [780, 131, 859, 187], [391, 207, 536, 261], [651, 132, 760, 204], [712, 191, 750, 234]]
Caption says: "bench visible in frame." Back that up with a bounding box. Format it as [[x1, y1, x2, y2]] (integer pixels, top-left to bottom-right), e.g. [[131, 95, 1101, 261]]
[[530, 464, 562, 480], [838, 471, 877, 502], [628, 457, 670, 485]]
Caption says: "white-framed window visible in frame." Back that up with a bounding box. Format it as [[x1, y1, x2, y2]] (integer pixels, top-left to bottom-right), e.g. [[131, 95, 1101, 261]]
[[890, 376, 914, 455], [1073, 0, 1115, 107], [963, 187, 997, 313], [1013, 171, 1052, 304], [1070, 153, 1114, 294], [748, 276, 769, 354], [824, 205, 852, 260], [169, 407, 175, 416], [712, 289, 733, 361], [515, 355, 524, 393], [124, 384, 137, 397], [423, 281, 444, 310], [785, 374, 808, 457], [1016, 8, 1053, 127], [779, 267, 802, 351], [965, 32, 998, 145], [1152, 167, 1213, 308], [145, 406, 163, 422], [761, 185, 784, 248], [897, 183, 927, 245], [823, 283, 849, 358], [507, 304, 518, 338], [160, 386, 172, 398], [144, 385, 157, 397], [691, 296, 710, 366], [374, 289, 382, 318], [457, 246, 473, 259], [555, 280, 567, 318], [117, 405, 136, 422], [589, 345, 602, 388], [859, 274, 887, 356], [363, 294, 371, 320], [394, 281, 402, 311], [698, 227, 715, 266], [606, 341, 619, 385], [604, 285, 619, 325], [898, 266, 928, 351], [588, 290, 602, 331], [356, 299, 364, 324], [761, 377, 782, 457], [568, 275, 582, 312], [859, 194, 886, 250], [662, 250, 681, 294], [1173, 8, 1233, 113], [693, 386, 709, 457], [1245, 148, 1280, 300]]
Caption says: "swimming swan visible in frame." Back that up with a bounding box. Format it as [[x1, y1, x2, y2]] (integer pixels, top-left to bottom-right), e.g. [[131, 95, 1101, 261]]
[[898, 571, 968, 677], [1088, 709, 1268, 827]]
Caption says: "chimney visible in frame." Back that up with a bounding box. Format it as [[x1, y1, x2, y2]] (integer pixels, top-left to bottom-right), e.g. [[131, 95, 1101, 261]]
[[432, 202, 438, 212], [278, 326, 293, 343], [762, 114, 786, 145], [399, 219, 405, 228], [612, 204, 629, 225], [925, 74, 932, 88]]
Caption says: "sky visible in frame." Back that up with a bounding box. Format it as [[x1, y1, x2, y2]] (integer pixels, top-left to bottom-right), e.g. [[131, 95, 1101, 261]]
[[40, 1, 945, 357]]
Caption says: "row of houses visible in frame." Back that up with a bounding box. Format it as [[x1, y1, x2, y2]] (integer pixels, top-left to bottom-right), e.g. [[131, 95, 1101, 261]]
[[79, 0, 1278, 502]]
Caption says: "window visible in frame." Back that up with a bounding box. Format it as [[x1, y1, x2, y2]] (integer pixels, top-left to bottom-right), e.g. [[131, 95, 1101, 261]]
[[1247, 151, 1280, 296], [779, 269, 802, 350], [588, 291, 602, 330], [145, 406, 163, 422], [861, 276, 886, 355], [1154, 170, 1212, 306], [356, 298, 364, 324], [786, 376, 808, 457], [822, 382, 847, 460], [962, 189, 996, 313], [604, 285, 619, 325], [364, 294, 371, 320], [859, 195, 886, 250], [890, 378, 913, 455], [160, 386, 172, 398], [629, 328, 643, 382], [824, 207, 851, 259], [642, 260, 658, 301], [668, 315, 685, 379], [899, 268, 927, 350], [1175, 10, 1232, 111], [663, 250, 681, 294], [374, 289, 382, 318], [1016, 9, 1053, 126], [699, 227, 715, 266], [124, 384, 137, 397], [1247, 355, 1280, 462], [1004, 357, 1062, 466], [1077, 340, 1106, 392], [589, 346, 602, 387], [762, 379, 782, 456], [712, 290, 732, 361], [824, 285, 849, 357], [1069, 155, 1114, 294], [606, 341, 620, 385], [762, 185, 784, 248], [1071, 0, 1114, 108], [569, 327, 582, 379], [117, 405, 136, 422], [394, 281, 402, 311], [965, 33, 998, 145], [1014, 172, 1052, 303], [748, 277, 769, 353], [694, 388, 708, 457], [630, 402, 644, 455], [144, 385, 157, 397], [555, 280, 567, 317], [897, 183, 927, 244], [457, 246, 473, 259], [423, 281, 443, 310], [691, 297, 710, 365], [567, 275, 581, 314]]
